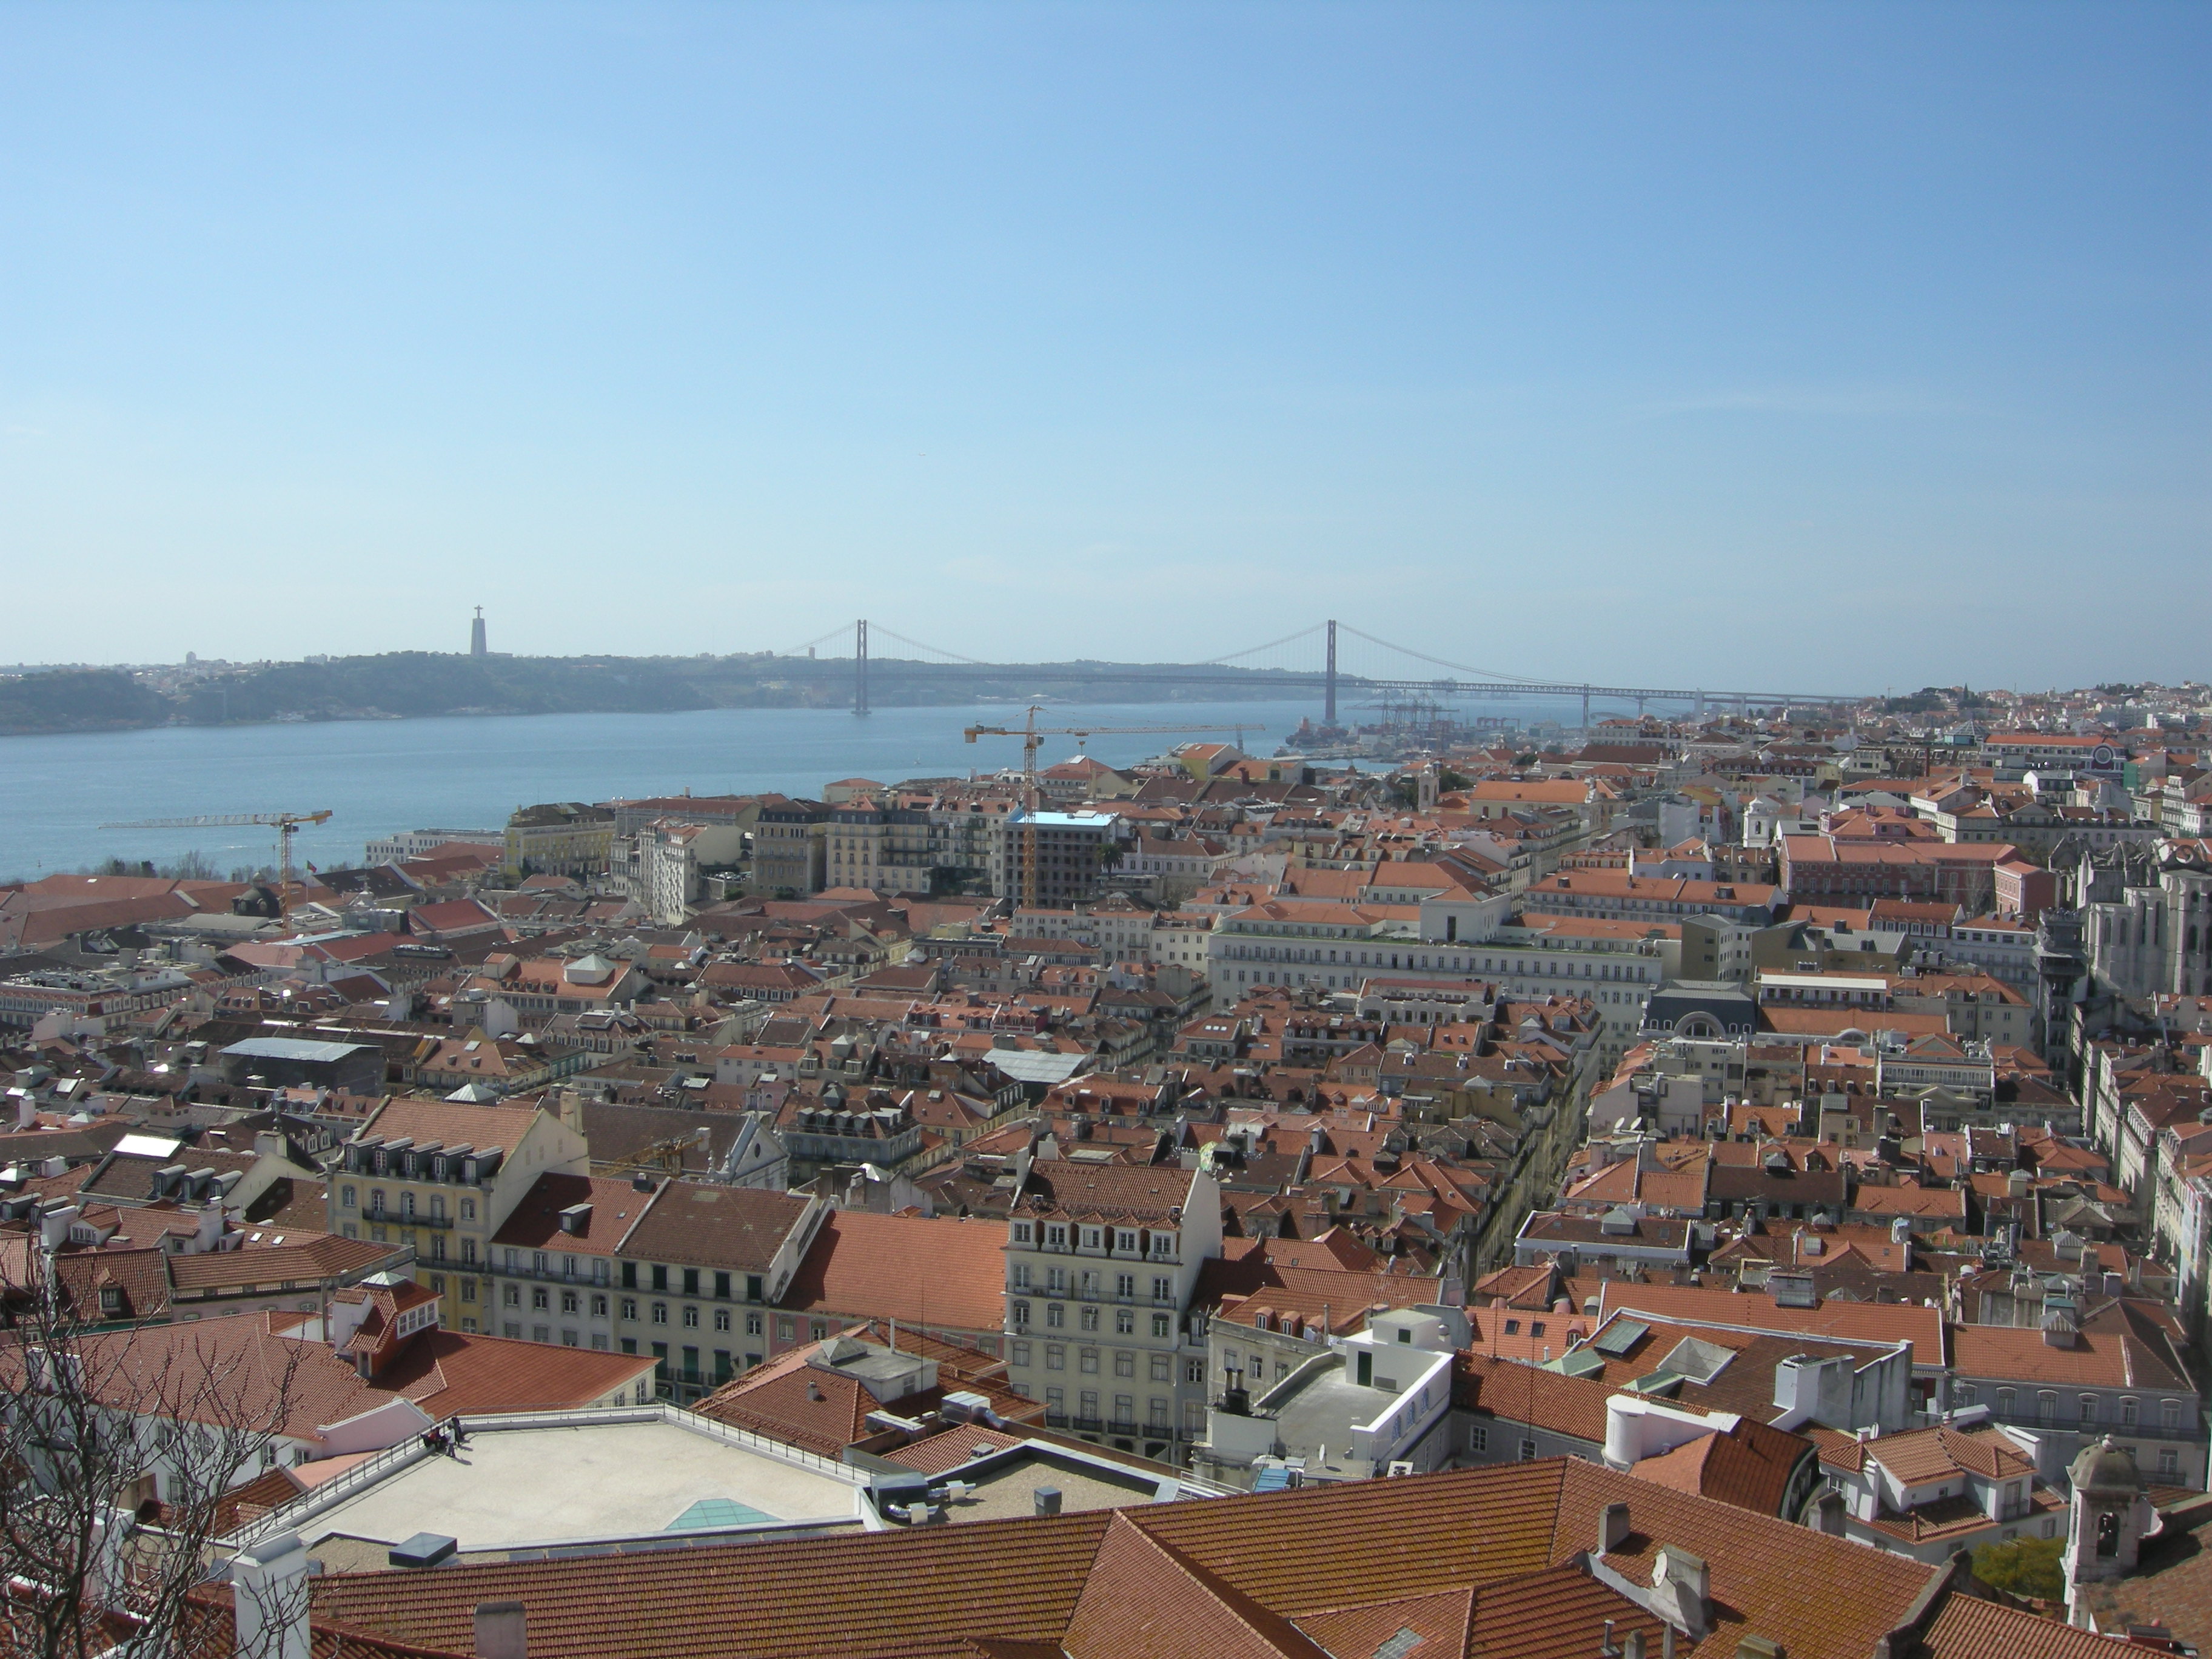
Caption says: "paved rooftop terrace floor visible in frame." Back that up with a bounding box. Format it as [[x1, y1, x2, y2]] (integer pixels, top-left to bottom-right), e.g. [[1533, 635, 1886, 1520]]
[[298, 1419, 863, 1554]]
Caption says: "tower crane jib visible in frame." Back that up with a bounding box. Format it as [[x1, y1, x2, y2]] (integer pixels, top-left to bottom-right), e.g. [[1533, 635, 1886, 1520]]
[[95, 809, 335, 917]]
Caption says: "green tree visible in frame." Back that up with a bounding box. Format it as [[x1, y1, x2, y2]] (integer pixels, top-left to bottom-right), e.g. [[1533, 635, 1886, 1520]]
[[1972, 1535, 2064, 1600]]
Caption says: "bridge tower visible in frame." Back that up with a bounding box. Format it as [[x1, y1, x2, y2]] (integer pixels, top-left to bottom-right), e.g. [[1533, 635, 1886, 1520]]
[[854, 619, 870, 716], [1325, 620, 1338, 725]]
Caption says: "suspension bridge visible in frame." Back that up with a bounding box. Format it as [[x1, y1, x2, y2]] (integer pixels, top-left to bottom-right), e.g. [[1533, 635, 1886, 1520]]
[[776, 620, 1861, 729]]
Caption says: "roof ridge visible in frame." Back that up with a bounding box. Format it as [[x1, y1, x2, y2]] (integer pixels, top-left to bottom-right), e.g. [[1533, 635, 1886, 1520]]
[[1098, 1510, 1330, 1657]]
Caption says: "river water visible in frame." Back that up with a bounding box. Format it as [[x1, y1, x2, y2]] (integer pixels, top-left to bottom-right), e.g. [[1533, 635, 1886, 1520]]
[[0, 695, 1585, 880], [0, 697, 1557, 881]]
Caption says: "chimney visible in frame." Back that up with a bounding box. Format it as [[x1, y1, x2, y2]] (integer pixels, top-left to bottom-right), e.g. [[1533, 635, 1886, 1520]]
[[1221, 1364, 1250, 1416], [232, 1532, 312, 1659], [474, 1601, 527, 1659], [1814, 1490, 1846, 1536], [1598, 1501, 1631, 1553], [1033, 1486, 1062, 1517], [39, 1204, 78, 1252], [85, 1506, 136, 1609], [195, 1204, 224, 1252], [1648, 1545, 1711, 1641]]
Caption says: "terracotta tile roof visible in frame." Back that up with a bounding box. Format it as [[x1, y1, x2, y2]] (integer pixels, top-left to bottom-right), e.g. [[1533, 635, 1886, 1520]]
[[1465, 1566, 1671, 1659], [1858, 1424, 2036, 1487], [167, 1233, 398, 1294], [1861, 1486, 2067, 1546], [619, 1182, 818, 1273], [694, 1350, 888, 1458], [779, 1210, 1007, 1333], [1597, 1281, 1946, 1367], [292, 1458, 1956, 1659], [882, 1424, 1030, 1475], [1017, 1163, 1197, 1223], [3, 1312, 393, 1444], [1553, 1461, 1938, 1657], [357, 1096, 543, 1155], [1951, 1321, 2192, 1390], [486, 1172, 655, 1258], [1915, 1595, 2122, 1658], [377, 1327, 657, 1416], [1454, 1350, 1613, 1445], [1194, 1256, 1441, 1338], [310, 1511, 1117, 1659], [1290, 1587, 1476, 1659], [1062, 1509, 1329, 1658], [1626, 1419, 1808, 1517], [51, 1245, 172, 1321]]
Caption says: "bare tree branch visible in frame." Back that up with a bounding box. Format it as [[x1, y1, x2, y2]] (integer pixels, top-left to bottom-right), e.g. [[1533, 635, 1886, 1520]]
[[2, 1240, 309, 1659]]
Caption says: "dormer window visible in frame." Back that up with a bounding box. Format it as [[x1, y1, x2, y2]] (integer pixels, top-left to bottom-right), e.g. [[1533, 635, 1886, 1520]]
[[1080, 1227, 1102, 1250], [1045, 1224, 1068, 1250], [1011, 1222, 1033, 1245]]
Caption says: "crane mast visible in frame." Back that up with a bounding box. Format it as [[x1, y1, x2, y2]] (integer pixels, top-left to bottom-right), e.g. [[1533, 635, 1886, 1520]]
[[962, 709, 1262, 910]]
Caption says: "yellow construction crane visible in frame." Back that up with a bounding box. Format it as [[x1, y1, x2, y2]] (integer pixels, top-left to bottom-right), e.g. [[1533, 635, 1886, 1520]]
[[964, 708, 1261, 908], [98, 809, 334, 915]]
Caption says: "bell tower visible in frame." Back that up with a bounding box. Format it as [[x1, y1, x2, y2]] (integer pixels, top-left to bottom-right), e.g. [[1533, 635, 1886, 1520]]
[[2063, 1436, 2155, 1627]]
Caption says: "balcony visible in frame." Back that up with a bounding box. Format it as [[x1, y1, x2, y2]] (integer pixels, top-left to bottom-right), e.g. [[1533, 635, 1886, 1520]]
[[370, 1210, 452, 1230], [1976, 1408, 2203, 1444]]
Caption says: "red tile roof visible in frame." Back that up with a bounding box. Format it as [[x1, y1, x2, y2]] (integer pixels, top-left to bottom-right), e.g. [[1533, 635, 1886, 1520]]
[[780, 1210, 1007, 1335], [1917, 1594, 2122, 1658], [486, 1172, 656, 1258], [295, 1458, 1951, 1659]]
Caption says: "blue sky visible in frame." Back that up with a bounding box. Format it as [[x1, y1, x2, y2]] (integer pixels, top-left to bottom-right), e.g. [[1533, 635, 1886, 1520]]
[[2, 2, 2205, 690]]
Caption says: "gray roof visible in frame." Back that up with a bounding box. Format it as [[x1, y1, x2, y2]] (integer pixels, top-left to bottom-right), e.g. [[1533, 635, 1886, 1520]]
[[981, 1050, 1090, 1085], [220, 1037, 373, 1063]]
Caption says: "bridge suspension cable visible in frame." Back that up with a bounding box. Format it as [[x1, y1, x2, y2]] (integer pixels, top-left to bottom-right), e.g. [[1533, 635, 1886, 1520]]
[[779, 623, 853, 658], [1332, 623, 1555, 686], [1202, 622, 1327, 666], [863, 622, 994, 666]]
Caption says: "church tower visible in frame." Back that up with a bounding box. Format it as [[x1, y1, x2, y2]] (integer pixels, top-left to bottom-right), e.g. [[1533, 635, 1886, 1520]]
[[2063, 1437, 2157, 1628]]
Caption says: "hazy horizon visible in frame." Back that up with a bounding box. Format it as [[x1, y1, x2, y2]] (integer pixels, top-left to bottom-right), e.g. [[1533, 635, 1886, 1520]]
[[4, 3, 2205, 687]]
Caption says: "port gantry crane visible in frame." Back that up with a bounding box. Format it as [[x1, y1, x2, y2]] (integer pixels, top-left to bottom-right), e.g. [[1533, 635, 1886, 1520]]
[[98, 809, 335, 917], [963, 708, 1261, 910]]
